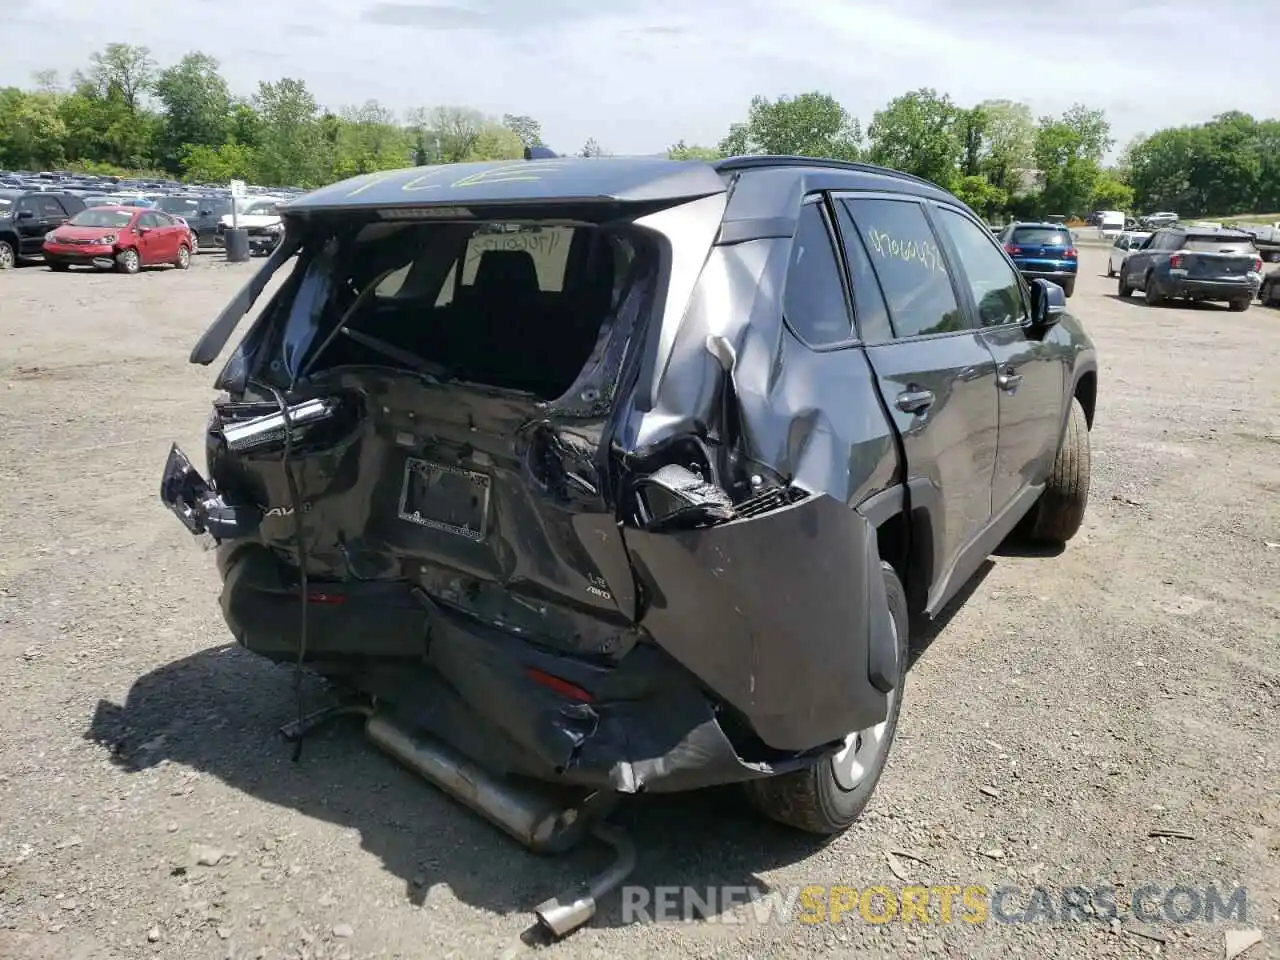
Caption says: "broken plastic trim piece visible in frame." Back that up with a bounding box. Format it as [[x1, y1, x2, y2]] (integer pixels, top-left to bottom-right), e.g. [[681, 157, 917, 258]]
[[159, 444, 262, 540], [633, 464, 735, 532], [220, 397, 337, 453]]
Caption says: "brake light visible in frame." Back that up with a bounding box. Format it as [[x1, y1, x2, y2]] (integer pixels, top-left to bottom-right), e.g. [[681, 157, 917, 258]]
[[1005, 244, 1021, 255], [1254, 258, 1263, 272], [525, 667, 594, 703], [1169, 253, 1184, 269], [305, 592, 345, 604], [1064, 248, 1077, 259]]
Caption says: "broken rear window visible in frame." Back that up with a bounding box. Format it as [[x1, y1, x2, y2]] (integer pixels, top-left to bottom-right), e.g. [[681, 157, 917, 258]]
[[261, 218, 652, 401]]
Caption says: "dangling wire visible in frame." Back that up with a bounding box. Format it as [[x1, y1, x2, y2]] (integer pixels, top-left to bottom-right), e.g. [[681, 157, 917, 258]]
[[256, 380, 310, 762]]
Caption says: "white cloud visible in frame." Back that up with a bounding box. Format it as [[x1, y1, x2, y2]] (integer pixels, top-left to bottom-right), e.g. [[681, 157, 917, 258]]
[[1, 0, 1273, 157]]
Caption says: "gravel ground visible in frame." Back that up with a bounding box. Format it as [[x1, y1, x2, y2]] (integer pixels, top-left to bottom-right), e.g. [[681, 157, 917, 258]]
[[1, 249, 1278, 960]]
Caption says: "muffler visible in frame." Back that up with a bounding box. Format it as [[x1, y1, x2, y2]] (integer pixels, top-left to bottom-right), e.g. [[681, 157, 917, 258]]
[[364, 711, 594, 855]]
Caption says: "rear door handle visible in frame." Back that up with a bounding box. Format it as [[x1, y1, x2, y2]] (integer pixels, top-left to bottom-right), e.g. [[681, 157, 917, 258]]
[[997, 370, 1023, 391], [895, 388, 935, 414]]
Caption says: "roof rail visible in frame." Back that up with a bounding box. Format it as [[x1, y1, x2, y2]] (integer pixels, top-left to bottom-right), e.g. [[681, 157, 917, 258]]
[[713, 154, 941, 190]]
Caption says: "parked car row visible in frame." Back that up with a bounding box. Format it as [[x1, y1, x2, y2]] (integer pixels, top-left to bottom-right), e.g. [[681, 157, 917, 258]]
[[0, 168, 303, 269]]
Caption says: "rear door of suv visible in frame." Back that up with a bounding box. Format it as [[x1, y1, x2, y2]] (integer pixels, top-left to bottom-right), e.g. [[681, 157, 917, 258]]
[[832, 193, 1002, 614]]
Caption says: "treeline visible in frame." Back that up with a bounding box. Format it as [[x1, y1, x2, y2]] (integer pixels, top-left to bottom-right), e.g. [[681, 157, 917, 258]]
[[1, 45, 1276, 219]]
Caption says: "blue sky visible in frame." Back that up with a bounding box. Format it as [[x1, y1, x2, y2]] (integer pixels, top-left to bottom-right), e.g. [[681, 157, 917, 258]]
[[1, 0, 1272, 157]]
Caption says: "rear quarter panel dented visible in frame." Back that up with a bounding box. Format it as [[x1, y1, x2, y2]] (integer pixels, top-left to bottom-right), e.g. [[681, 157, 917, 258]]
[[616, 233, 903, 752]]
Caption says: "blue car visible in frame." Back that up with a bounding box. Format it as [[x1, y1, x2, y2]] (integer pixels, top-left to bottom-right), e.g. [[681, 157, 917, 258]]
[[998, 221, 1078, 297]]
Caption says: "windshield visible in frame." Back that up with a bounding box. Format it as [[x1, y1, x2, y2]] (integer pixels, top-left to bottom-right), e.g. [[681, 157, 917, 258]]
[[244, 203, 279, 216], [69, 209, 133, 228], [1183, 236, 1257, 254], [1010, 227, 1072, 246], [245, 218, 649, 401]]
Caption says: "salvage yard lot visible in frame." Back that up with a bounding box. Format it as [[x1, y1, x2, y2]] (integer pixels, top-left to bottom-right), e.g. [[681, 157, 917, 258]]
[[1, 249, 1278, 960]]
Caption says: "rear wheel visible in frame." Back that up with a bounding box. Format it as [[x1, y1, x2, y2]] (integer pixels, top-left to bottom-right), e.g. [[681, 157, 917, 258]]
[[1106, 259, 1115, 278], [175, 244, 191, 270], [189, 231, 199, 252], [1144, 274, 1164, 306], [1228, 297, 1250, 313], [48, 262, 69, 272], [744, 561, 908, 835], [116, 248, 140, 275], [0, 240, 15, 270], [1117, 270, 1133, 297], [1060, 279, 1075, 298], [1026, 397, 1091, 544]]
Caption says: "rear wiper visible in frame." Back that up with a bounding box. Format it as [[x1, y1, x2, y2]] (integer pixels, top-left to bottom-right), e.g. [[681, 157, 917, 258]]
[[338, 328, 452, 381]]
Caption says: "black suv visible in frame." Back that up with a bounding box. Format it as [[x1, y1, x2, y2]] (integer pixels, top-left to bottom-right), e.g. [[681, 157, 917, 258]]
[[159, 156, 1098, 848], [0, 190, 87, 268], [1118, 226, 1263, 311], [151, 194, 231, 251]]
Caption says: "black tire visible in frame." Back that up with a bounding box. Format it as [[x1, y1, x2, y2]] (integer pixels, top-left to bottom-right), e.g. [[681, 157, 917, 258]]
[[116, 248, 140, 275], [1118, 270, 1133, 297], [1060, 279, 1075, 298], [1028, 398, 1091, 544], [48, 262, 70, 272], [1144, 274, 1164, 306], [1106, 261, 1115, 278], [744, 561, 908, 835], [1228, 297, 1250, 313], [0, 239, 15, 270]]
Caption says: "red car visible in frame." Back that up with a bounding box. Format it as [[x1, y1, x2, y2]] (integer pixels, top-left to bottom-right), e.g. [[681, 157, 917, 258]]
[[42, 205, 193, 274]]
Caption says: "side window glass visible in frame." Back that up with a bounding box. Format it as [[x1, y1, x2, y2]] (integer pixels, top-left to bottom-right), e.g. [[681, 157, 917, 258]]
[[934, 207, 1026, 327], [38, 197, 66, 218], [16, 198, 38, 217], [841, 197, 966, 338], [833, 202, 893, 343], [782, 201, 854, 346]]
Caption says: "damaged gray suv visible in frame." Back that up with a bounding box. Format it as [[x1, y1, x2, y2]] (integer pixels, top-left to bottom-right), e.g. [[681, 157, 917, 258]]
[[161, 154, 1097, 850]]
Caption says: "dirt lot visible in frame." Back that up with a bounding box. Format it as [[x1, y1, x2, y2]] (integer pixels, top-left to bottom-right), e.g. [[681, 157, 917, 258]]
[[1, 249, 1278, 960]]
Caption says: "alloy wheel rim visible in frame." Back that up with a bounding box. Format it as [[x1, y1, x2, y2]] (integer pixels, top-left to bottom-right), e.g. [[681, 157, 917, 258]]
[[831, 611, 899, 791], [0, 245, 13, 268]]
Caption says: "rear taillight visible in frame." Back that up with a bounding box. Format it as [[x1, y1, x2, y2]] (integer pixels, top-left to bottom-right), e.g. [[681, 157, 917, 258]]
[[1064, 248, 1077, 259], [1004, 244, 1021, 255], [525, 667, 593, 703], [1254, 258, 1263, 272], [1169, 253, 1184, 269]]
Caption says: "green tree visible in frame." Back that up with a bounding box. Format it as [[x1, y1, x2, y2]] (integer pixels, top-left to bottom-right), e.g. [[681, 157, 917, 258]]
[[180, 142, 258, 183], [331, 99, 411, 177], [719, 92, 860, 160], [152, 52, 233, 174], [975, 99, 1036, 193], [867, 88, 962, 188], [1034, 105, 1113, 216], [0, 88, 68, 168], [1090, 174, 1134, 212], [953, 175, 1008, 220], [58, 84, 156, 168], [74, 43, 155, 112], [253, 78, 329, 186], [501, 114, 543, 150], [667, 140, 722, 161]]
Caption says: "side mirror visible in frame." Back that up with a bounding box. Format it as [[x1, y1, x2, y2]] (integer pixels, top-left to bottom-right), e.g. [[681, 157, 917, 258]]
[[1030, 278, 1065, 328], [15, 210, 34, 221]]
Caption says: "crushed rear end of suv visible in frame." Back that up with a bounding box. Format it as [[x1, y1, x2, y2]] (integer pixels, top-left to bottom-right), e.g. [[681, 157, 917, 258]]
[[159, 152, 1097, 935]]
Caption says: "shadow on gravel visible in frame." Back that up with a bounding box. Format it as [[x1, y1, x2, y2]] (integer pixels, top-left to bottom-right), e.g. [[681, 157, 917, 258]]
[[83, 644, 842, 930], [907, 558, 994, 668], [1109, 294, 1230, 310]]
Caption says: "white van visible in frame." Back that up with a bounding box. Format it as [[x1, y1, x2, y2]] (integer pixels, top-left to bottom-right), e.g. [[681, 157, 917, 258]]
[[1097, 211, 1125, 240]]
